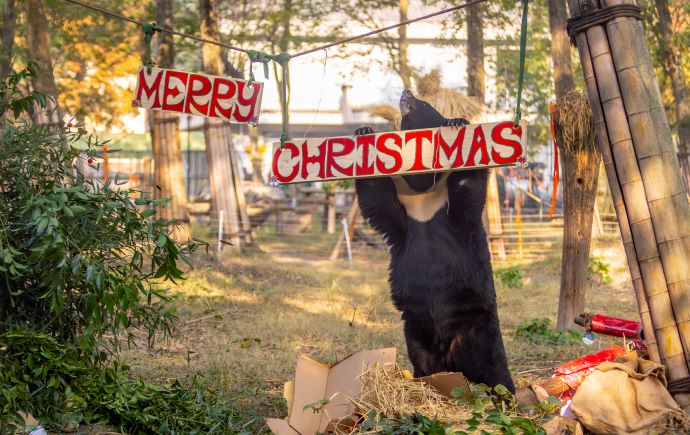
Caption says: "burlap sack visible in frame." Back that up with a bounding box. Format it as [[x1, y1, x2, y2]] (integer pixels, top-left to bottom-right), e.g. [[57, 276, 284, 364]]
[[571, 351, 690, 434]]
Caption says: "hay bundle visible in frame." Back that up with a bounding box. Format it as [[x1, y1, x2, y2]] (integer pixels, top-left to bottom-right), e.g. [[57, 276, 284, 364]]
[[343, 364, 474, 433], [368, 70, 483, 129], [417, 70, 483, 123], [551, 90, 596, 156]]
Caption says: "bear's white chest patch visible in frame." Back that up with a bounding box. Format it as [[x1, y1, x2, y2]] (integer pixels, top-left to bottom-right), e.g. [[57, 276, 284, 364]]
[[392, 174, 449, 222]]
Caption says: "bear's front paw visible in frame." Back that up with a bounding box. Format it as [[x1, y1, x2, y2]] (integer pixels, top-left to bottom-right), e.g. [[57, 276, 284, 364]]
[[446, 118, 469, 129], [354, 126, 375, 136]]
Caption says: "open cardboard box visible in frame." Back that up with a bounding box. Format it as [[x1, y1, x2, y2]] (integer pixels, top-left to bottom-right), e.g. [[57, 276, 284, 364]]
[[266, 348, 471, 435]]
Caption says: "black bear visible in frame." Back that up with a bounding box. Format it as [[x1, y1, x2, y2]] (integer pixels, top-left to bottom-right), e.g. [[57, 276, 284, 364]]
[[355, 89, 515, 392]]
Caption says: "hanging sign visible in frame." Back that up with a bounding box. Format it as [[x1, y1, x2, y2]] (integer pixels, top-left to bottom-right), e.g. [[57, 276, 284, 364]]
[[271, 121, 527, 184], [133, 67, 263, 124]]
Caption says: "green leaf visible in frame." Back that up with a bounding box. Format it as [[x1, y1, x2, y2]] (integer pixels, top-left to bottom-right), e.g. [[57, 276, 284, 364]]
[[155, 234, 168, 248]]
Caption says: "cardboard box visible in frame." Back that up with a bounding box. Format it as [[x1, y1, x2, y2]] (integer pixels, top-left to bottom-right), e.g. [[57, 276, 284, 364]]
[[267, 348, 471, 435]]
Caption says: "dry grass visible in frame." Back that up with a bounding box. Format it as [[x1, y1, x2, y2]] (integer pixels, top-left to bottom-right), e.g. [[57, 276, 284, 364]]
[[551, 90, 596, 155], [347, 364, 473, 432], [119, 231, 638, 432]]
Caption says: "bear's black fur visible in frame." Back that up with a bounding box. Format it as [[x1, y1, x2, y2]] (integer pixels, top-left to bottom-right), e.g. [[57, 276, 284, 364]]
[[355, 90, 515, 392]]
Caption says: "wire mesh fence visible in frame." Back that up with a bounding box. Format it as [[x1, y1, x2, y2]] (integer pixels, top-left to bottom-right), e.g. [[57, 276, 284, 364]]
[[197, 204, 622, 265]]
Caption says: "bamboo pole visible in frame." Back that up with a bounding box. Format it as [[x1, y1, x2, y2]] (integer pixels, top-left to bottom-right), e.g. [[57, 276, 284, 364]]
[[567, 0, 688, 403], [575, 32, 659, 363], [603, 0, 690, 360]]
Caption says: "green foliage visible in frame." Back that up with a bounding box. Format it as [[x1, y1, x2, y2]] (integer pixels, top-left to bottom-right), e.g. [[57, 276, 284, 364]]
[[0, 67, 201, 361], [454, 383, 547, 435], [515, 318, 580, 345], [0, 330, 246, 433], [358, 410, 451, 435], [0, 63, 48, 119], [588, 256, 611, 284], [494, 267, 523, 289]]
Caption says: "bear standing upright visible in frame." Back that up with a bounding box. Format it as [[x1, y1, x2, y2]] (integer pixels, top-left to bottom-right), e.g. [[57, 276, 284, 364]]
[[355, 90, 515, 392]]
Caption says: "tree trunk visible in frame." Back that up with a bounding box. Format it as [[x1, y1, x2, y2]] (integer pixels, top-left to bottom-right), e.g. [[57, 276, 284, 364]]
[[0, 0, 15, 81], [151, 0, 190, 241], [555, 138, 601, 331], [549, 0, 599, 331], [398, 0, 411, 90], [548, 0, 575, 97], [199, 0, 249, 247], [466, 3, 484, 105], [24, 0, 60, 125], [655, 0, 690, 190]]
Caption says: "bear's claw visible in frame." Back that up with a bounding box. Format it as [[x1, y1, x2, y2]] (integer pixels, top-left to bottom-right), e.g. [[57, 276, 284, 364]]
[[446, 118, 469, 129], [354, 126, 375, 136]]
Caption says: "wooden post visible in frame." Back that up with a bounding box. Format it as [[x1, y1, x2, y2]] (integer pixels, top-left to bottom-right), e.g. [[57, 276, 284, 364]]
[[151, 111, 191, 241], [567, 0, 690, 405], [330, 196, 359, 261], [199, 0, 247, 248], [102, 145, 109, 182], [486, 169, 506, 259], [226, 126, 252, 244], [553, 91, 602, 331], [150, 0, 190, 242], [327, 193, 336, 234]]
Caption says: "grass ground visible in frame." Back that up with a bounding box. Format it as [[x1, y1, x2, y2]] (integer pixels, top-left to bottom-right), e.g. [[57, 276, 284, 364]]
[[120, 234, 638, 433]]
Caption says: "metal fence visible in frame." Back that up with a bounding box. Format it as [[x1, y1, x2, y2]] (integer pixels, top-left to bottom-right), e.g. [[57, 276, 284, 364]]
[[200, 204, 621, 265]]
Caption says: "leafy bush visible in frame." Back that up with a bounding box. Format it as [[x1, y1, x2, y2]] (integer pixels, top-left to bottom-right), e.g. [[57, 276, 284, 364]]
[[588, 256, 611, 284], [0, 330, 246, 433], [0, 68, 199, 360], [515, 318, 581, 344], [357, 410, 451, 434], [494, 267, 524, 289], [0, 67, 224, 431]]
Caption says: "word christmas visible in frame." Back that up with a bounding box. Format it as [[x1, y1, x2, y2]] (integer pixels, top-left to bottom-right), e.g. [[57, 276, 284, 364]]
[[271, 121, 527, 183], [134, 67, 263, 124]]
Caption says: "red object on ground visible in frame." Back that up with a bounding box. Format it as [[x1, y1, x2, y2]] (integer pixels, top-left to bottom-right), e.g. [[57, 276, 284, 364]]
[[552, 345, 626, 400], [589, 314, 642, 338]]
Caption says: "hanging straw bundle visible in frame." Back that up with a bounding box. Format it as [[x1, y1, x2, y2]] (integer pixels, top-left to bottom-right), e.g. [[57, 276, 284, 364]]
[[551, 90, 596, 156], [417, 70, 483, 122]]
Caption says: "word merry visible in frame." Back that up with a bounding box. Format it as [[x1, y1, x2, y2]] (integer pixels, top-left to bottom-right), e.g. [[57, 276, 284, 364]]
[[134, 67, 263, 124], [271, 121, 527, 183]]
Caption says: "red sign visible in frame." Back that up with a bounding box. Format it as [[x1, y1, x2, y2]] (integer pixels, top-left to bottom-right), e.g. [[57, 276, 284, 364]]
[[271, 121, 527, 184], [134, 67, 263, 124]]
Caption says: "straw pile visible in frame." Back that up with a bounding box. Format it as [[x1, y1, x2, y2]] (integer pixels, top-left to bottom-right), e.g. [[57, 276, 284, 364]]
[[417, 69, 483, 123], [368, 70, 483, 128], [551, 90, 596, 156], [343, 364, 474, 433]]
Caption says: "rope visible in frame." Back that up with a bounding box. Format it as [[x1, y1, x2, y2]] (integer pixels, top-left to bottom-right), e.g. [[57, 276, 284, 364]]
[[63, 0, 488, 60], [513, 0, 529, 127], [290, 0, 488, 58], [62, 0, 250, 54], [566, 4, 642, 44], [141, 22, 158, 72], [303, 49, 329, 139]]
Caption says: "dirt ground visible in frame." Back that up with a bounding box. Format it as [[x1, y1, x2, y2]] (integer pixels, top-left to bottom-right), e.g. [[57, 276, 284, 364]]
[[121, 234, 638, 432]]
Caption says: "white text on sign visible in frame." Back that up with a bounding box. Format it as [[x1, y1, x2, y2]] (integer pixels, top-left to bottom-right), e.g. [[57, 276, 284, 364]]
[[134, 67, 263, 124], [271, 121, 527, 184]]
